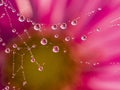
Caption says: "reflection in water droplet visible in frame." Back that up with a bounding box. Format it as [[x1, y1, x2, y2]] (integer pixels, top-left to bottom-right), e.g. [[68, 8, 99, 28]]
[[60, 23, 67, 30], [51, 24, 58, 30], [71, 20, 77, 26], [5, 48, 11, 53], [38, 66, 43, 71], [34, 23, 41, 31], [81, 35, 87, 41], [52, 46, 59, 53], [40, 38, 47, 45], [18, 15, 25, 22]]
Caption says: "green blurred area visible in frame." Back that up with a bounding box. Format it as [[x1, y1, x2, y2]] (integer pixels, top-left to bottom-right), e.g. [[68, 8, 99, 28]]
[[6, 35, 76, 90]]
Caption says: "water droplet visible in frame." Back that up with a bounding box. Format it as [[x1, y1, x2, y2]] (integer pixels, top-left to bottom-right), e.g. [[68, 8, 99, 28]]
[[51, 24, 58, 30], [12, 44, 17, 48], [31, 57, 35, 63], [31, 44, 36, 48], [12, 29, 16, 33], [0, 37, 3, 42], [18, 15, 25, 22], [34, 23, 41, 31], [17, 13, 20, 16], [17, 47, 21, 50], [52, 46, 59, 53], [96, 28, 100, 32], [71, 20, 77, 26], [4, 86, 9, 90], [65, 36, 71, 41], [23, 81, 27, 86], [0, 0, 4, 6], [81, 35, 87, 41], [12, 9, 16, 13], [2, 42, 6, 46], [24, 29, 27, 32], [40, 38, 47, 45], [98, 8, 102, 11], [5, 48, 10, 53], [38, 66, 43, 71], [60, 23, 67, 30], [54, 34, 59, 38], [27, 18, 31, 22]]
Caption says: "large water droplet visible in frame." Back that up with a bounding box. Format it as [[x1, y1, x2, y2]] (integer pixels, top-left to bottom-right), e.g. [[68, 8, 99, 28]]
[[52, 46, 59, 53], [51, 24, 58, 30], [5, 48, 10, 53], [40, 38, 47, 45], [81, 35, 87, 41], [60, 23, 67, 30], [18, 15, 25, 22], [34, 23, 41, 31], [71, 20, 78, 26]]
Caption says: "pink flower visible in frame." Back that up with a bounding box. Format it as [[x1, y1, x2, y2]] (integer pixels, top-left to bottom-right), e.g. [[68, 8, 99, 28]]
[[1, 0, 120, 90]]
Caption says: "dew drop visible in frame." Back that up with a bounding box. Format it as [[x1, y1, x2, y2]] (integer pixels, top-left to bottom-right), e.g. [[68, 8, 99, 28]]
[[4, 86, 9, 90], [98, 8, 102, 11], [2, 42, 6, 46], [12, 29, 16, 33], [34, 23, 41, 31], [27, 18, 31, 22], [31, 44, 36, 48], [23, 81, 27, 86], [0, 0, 4, 6], [38, 66, 44, 71], [96, 28, 100, 32], [5, 48, 10, 53], [60, 23, 67, 30], [51, 24, 58, 30], [40, 38, 47, 45], [52, 46, 59, 53], [17, 47, 21, 51], [12, 9, 16, 13], [18, 15, 25, 22], [54, 34, 59, 38], [71, 20, 78, 26], [81, 35, 87, 41], [31, 57, 35, 63], [65, 36, 71, 42], [12, 44, 17, 48], [0, 37, 3, 42]]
